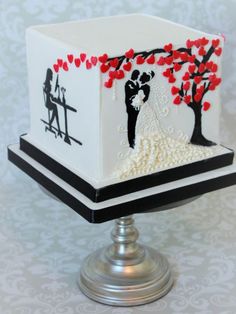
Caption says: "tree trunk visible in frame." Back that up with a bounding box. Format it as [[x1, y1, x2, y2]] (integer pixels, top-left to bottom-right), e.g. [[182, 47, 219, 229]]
[[190, 103, 216, 146]]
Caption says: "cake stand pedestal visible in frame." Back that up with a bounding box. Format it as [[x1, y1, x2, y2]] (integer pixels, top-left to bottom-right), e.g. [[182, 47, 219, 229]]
[[79, 215, 173, 306]]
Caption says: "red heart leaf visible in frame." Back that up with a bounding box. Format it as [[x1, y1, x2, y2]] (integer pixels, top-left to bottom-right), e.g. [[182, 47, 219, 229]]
[[80, 53, 86, 62], [164, 43, 173, 52], [211, 63, 218, 72], [188, 55, 196, 63], [171, 86, 179, 95], [67, 54, 74, 63], [198, 63, 205, 73], [100, 63, 110, 73], [200, 37, 209, 46], [115, 69, 125, 79], [109, 70, 116, 79], [194, 76, 202, 84], [91, 56, 98, 66], [104, 79, 113, 88], [168, 75, 176, 83], [186, 39, 194, 49], [194, 93, 202, 102], [63, 62, 68, 71], [123, 62, 132, 71], [147, 54, 155, 64], [215, 47, 222, 56], [182, 72, 190, 81], [198, 47, 206, 56], [184, 95, 191, 104], [74, 58, 81, 68], [203, 101, 211, 111], [110, 58, 119, 68], [165, 56, 173, 65], [163, 68, 171, 77], [173, 95, 181, 105], [136, 55, 145, 64], [174, 63, 182, 72], [212, 39, 220, 48], [157, 56, 165, 65], [173, 50, 180, 59], [53, 64, 59, 73], [188, 64, 196, 74], [99, 53, 108, 63], [183, 81, 190, 91], [180, 52, 188, 61], [57, 59, 63, 67], [86, 60, 92, 69], [125, 48, 134, 59]]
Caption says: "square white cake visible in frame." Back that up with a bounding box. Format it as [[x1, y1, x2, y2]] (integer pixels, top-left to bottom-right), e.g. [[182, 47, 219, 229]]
[[22, 14, 233, 201]]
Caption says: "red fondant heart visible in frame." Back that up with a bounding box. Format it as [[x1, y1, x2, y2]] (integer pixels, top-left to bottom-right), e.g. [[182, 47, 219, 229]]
[[104, 79, 113, 88], [99, 53, 108, 63], [165, 56, 173, 65], [168, 75, 176, 83], [201, 37, 209, 46], [86, 60, 92, 69], [164, 43, 173, 52], [188, 55, 196, 63], [209, 74, 216, 82], [206, 61, 213, 70], [136, 55, 145, 64], [109, 70, 116, 79], [186, 39, 194, 49], [209, 83, 216, 91], [215, 47, 222, 56], [194, 39, 201, 48], [80, 53, 86, 62], [174, 63, 182, 72], [57, 59, 63, 67], [194, 93, 202, 102], [173, 95, 181, 105], [212, 38, 220, 48], [157, 56, 165, 65], [110, 58, 119, 68], [198, 63, 205, 73], [198, 47, 206, 56], [53, 64, 59, 73], [180, 52, 188, 62], [125, 48, 134, 59], [184, 95, 191, 104], [163, 68, 171, 77], [188, 64, 196, 74], [194, 76, 202, 84], [182, 72, 190, 81], [171, 86, 179, 95], [173, 50, 180, 59], [116, 69, 125, 79], [100, 63, 110, 73], [123, 62, 132, 71], [91, 56, 98, 66], [74, 58, 81, 68], [203, 101, 211, 111], [183, 81, 190, 91], [63, 62, 68, 71], [147, 54, 155, 64], [211, 63, 218, 72], [67, 54, 74, 63], [197, 85, 204, 94]]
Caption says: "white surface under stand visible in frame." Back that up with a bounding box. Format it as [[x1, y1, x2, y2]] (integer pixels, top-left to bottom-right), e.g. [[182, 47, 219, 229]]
[[8, 144, 236, 306]]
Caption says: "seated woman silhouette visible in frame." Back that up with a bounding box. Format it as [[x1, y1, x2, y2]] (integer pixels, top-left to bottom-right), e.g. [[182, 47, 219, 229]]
[[43, 68, 62, 138], [125, 69, 155, 148]]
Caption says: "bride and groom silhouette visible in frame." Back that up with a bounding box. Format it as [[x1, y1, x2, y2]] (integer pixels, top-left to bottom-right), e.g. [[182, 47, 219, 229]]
[[125, 69, 155, 148]]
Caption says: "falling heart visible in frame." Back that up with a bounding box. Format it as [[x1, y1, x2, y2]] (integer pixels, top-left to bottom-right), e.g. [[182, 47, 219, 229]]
[[80, 53, 86, 62], [123, 62, 132, 71], [67, 54, 74, 63], [91, 56, 98, 66], [53, 64, 59, 73], [74, 58, 81, 67], [104, 79, 113, 88], [63, 62, 68, 71], [86, 60, 92, 69], [99, 53, 108, 63]]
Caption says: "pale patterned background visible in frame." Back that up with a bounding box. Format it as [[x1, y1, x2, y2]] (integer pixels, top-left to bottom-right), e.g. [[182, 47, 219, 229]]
[[0, 0, 236, 313]]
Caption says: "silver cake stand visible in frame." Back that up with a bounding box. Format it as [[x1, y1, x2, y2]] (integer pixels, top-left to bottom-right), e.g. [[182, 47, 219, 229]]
[[41, 186, 197, 306]]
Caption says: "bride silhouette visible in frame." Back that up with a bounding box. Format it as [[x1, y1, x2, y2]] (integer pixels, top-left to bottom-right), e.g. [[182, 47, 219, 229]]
[[125, 69, 155, 148]]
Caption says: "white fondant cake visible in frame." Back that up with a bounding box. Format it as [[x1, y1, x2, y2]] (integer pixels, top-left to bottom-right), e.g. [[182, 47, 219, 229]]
[[25, 14, 226, 188]]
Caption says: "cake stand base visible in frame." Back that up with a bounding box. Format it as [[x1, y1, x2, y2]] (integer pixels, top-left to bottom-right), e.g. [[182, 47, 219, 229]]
[[78, 215, 173, 306]]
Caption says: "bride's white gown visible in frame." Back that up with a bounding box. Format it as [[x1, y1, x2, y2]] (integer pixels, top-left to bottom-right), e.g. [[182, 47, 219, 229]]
[[117, 90, 214, 179]]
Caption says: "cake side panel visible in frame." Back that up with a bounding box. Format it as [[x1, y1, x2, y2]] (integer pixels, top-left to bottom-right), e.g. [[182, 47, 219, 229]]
[[25, 29, 101, 182], [100, 37, 223, 180]]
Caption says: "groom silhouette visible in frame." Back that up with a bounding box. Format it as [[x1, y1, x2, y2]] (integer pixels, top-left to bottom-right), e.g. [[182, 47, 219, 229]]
[[125, 69, 155, 148]]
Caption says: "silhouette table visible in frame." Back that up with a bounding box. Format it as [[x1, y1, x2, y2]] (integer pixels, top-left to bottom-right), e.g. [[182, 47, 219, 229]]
[[8, 144, 236, 306]]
